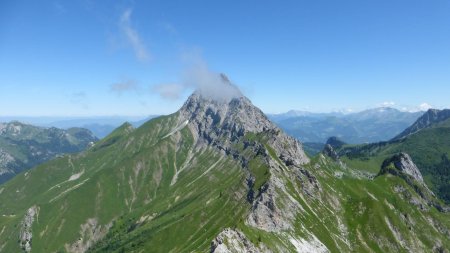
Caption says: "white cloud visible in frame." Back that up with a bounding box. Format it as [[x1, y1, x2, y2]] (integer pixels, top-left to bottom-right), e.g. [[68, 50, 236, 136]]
[[183, 59, 242, 102], [378, 101, 395, 107], [152, 56, 242, 102], [418, 102, 432, 111], [119, 9, 150, 62], [402, 102, 434, 112]]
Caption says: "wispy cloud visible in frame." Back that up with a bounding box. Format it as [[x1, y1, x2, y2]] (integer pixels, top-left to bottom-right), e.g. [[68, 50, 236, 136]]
[[119, 8, 150, 62], [153, 83, 184, 100], [110, 79, 139, 95]]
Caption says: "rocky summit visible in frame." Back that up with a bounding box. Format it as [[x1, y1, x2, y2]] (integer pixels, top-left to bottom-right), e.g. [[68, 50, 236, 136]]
[[380, 153, 424, 183], [0, 83, 449, 252]]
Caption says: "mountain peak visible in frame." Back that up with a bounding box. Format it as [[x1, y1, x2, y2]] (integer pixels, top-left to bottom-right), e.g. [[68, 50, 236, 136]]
[[179, 73, 274, 137], [190, 72, 243, 103], [377, 152, 447, 212], [325, 136, 346, 149], [177, 88, 310, 232], [392, 108, 450, 141], [379, 152, 424, 183], [181, 92, 271, 140], [179, 90, 309, 165]]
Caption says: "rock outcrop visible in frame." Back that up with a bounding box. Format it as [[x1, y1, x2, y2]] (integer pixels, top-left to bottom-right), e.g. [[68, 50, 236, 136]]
[[19, 205, 39, 252], [65, 218, 111, 253], [379, 153, 450, 212], [246, 181, 293, 232], [211, 228, 271, 253], [322, 144, 340, 161], [379, 153, 424, 183], [325, 136, 346, 149]]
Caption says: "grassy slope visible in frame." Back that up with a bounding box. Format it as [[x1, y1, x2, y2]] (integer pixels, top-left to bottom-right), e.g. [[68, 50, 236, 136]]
[[339, 119, 450, 202], [0, 114, 250, 252], [0, 115, 448, 252], [283, 155, 448, 252]]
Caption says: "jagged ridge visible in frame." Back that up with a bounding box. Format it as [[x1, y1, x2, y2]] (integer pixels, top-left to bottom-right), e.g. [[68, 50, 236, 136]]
[[392, 109, 450, 141]]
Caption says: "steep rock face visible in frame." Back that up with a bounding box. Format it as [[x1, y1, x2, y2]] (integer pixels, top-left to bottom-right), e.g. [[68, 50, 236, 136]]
[[380, 153, 424, 183], [246, 179, 294, 232], [211, 228, 271, 253], [392, 109, 450, 140], [0, 149, 15, 176], [19, 205, 39, 252], [322, 144, 339, 161], [65, 218, 112, 253], [179, 92, 309, 166]]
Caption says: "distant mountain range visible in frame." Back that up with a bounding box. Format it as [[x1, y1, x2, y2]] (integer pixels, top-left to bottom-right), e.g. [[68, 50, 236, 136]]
[[2, 107, 422, 143], [269, 107, 423, 144], [0, 116, 155, 138], [268, 109, 345, 121], [0, 121, 97, 183]]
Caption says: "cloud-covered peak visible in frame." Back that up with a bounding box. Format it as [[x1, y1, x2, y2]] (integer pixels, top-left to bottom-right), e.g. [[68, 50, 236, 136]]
[[153, 58, 242, 103], [186, 66, 242, 103]]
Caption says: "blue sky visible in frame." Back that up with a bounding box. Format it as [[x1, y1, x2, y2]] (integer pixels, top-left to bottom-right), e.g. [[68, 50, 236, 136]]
[[1, 0, 449, 116]]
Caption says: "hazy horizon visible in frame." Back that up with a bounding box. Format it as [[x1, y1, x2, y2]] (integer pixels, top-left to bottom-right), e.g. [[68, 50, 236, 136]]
[[0, 104, 434, 120]]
